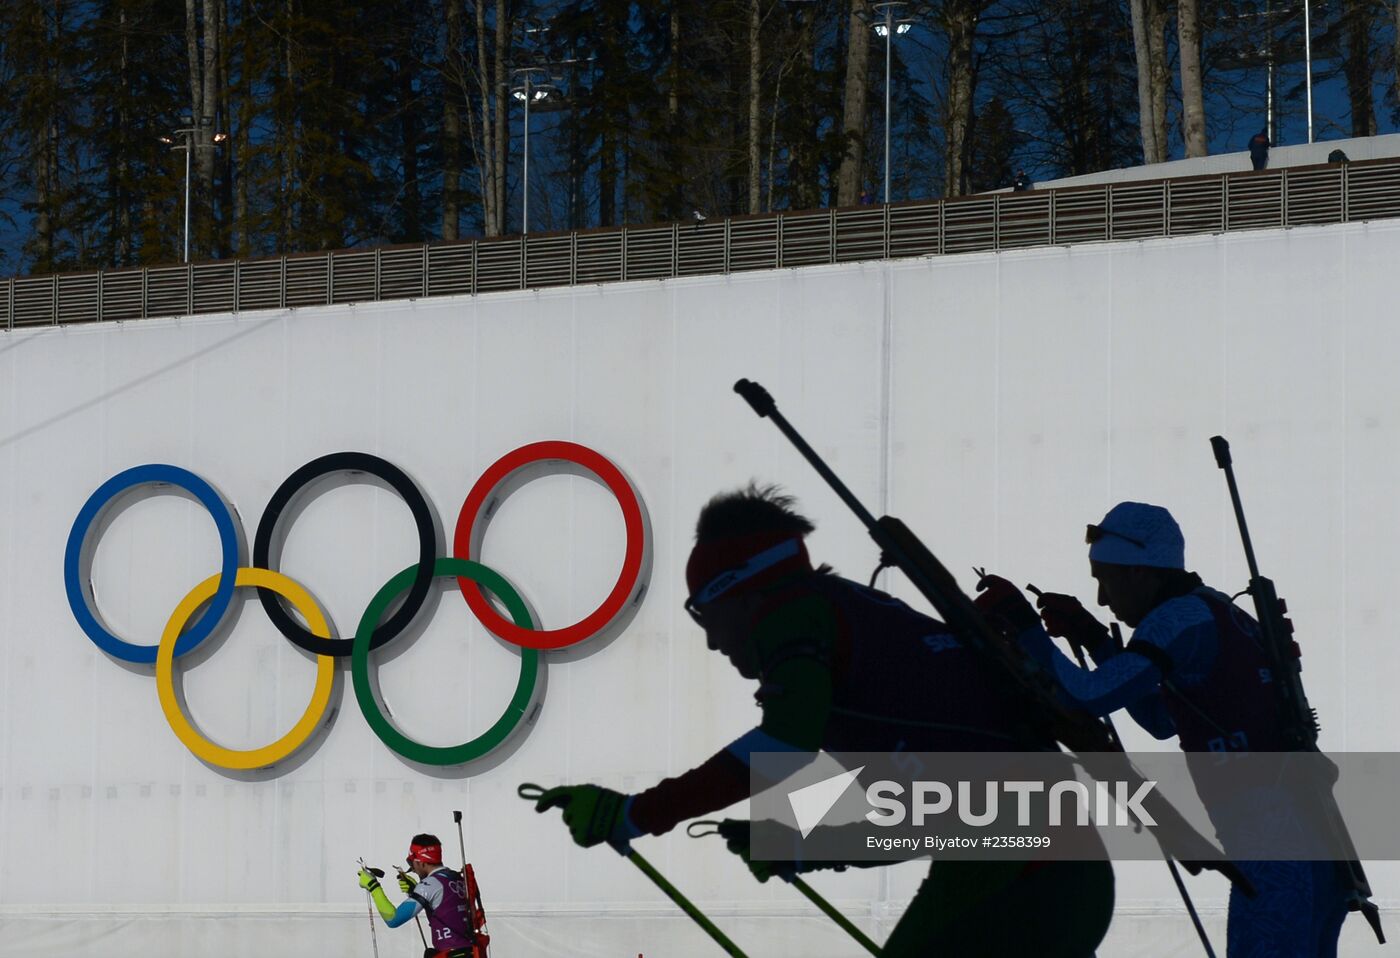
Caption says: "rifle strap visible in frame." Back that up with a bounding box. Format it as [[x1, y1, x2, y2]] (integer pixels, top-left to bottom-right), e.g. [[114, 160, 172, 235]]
[[1124, 638, 1176, 678]]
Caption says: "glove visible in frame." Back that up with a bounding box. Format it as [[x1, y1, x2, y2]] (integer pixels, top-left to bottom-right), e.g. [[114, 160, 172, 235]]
[[396, 869, 418, 895], [534, 784, 641, 849], [1034, 591, 1113, 660], [357, 867, 382, 892], [717, 819, 800, 884], [973, 574, 1040, 636]]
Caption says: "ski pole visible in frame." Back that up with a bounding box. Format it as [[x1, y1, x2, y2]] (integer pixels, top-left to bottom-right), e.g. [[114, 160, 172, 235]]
[[519, 784, 750, 958], [393, 865, 431, 949], [356, 858, 382, 958], [688, 821, 881, 956], [1025, 585, 1218, 958]]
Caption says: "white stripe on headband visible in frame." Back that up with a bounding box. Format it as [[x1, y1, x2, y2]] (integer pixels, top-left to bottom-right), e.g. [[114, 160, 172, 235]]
[[691, 539, 802, 606]]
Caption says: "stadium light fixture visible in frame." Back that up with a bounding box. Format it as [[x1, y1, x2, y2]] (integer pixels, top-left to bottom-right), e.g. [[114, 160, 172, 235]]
[[510, 67, 555, 234], [162, 116, 226, 263], [870, 3, 917, 204]]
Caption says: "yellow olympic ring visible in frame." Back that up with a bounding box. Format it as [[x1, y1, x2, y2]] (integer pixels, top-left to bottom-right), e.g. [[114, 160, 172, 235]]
[[156, 568, 336, 770]]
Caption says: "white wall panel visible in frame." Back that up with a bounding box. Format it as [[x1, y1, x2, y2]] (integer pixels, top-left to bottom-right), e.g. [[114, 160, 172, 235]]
[[3, 218, 1398, 955]]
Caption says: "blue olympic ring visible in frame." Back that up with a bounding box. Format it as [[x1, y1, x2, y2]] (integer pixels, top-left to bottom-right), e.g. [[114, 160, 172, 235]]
[[64, 464, 242, 664]]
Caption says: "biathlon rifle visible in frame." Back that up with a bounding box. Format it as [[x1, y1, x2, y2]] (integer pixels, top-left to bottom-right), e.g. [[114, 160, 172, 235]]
[[1210, 436, 1384, 943], [733, 379, 1254, 895]]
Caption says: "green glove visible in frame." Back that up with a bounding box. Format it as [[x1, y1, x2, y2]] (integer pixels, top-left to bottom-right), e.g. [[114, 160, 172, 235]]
[[396, 869, 418, 895], [534, 784, 641, 849], [357, 867, 396, 921]]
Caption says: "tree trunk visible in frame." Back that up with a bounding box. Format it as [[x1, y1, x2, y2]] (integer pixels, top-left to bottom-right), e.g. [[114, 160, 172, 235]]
[[399, 51, 423, 241], [33, 0, 58, 269], [199, 0, 220, 189], [943, 1, 980, 197], [34, 118, 54, 270], [116, 5, 132, 264], [185, 0, 201, 127], [493, 0, 508, 234], [1128, 0, 1159, 164], [473, 0, 497, 236], [748, 0, 761, 214], [235, 0, 252, 255], [1342, 0, 1376, 136], [216, 0, 232, 256], [281, 0, 297, 249], [1147, 0, 1169, 160], [184, 0, 200, 255], [1177, 0, 1206, 157], [836, 0, 870, 206], [442, 0, 461, 240], [791, 12, 819, 209], [662, 5, 680, 221]]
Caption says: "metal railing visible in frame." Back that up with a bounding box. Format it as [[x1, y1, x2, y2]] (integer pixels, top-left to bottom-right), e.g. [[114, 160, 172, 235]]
[[5, 156, 1399, 330]]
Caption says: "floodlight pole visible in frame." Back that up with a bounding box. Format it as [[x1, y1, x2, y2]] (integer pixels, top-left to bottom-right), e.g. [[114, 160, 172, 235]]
[[163, 119, 225, 263], [512, 66, 551, 234], [872, 2, 909, 205], [182, 134, 192, 262]]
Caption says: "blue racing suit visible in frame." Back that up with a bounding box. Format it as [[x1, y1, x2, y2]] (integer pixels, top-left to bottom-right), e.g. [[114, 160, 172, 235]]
[[1021, 578, 1351, 957]]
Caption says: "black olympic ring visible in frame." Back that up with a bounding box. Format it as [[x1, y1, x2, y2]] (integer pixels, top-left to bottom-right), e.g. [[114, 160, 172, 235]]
[[252, 452, 438, 656]]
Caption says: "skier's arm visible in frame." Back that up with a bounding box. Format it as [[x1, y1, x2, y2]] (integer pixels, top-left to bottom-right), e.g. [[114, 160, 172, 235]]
[[383, 897, 423, 928], [359, 869, 423, 926]]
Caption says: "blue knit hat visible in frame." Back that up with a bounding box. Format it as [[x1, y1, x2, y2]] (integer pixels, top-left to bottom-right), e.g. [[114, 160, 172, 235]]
[[1087, 502, 1185, 570]]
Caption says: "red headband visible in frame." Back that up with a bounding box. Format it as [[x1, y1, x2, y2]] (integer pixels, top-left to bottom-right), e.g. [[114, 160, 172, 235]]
[[685, 531, 811, 604], [407, 842, 443, 865]]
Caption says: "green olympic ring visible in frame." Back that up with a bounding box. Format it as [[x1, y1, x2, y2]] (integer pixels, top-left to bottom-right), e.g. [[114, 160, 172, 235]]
[[353, 557, 541, 766]]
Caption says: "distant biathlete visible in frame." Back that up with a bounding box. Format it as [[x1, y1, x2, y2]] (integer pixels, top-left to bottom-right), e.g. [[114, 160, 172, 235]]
[[357, 833, 488, 958]]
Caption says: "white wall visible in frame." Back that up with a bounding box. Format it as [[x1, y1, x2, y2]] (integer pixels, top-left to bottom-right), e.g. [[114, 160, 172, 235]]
[[1015, 131, 1400, 190], [2, 217, 1398, 956]]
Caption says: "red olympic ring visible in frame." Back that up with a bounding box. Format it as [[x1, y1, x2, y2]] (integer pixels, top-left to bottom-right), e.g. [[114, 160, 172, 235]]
[[453, 441, 650, 650]]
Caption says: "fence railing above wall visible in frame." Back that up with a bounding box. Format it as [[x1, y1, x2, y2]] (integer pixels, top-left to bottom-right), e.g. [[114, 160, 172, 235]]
[[6, 156, 1400, 331]]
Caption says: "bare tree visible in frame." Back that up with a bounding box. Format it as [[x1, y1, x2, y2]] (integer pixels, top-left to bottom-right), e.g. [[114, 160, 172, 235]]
[[837, 0, 871, 206], [1177, 0, 1206, 156], [942, 0, 983, 196], [1120, 0, 1170, 162], [1341, 0, 1377, 136], [1148, 0, 1169, 158], [443, 0, 463, 240], [748, 0, 762, 213], [493, 0, 509, 233], [184, 0, 222, 253]]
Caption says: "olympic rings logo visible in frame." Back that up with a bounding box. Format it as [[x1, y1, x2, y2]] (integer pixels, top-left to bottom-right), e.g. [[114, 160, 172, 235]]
[[64, 442, 652, 772]]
